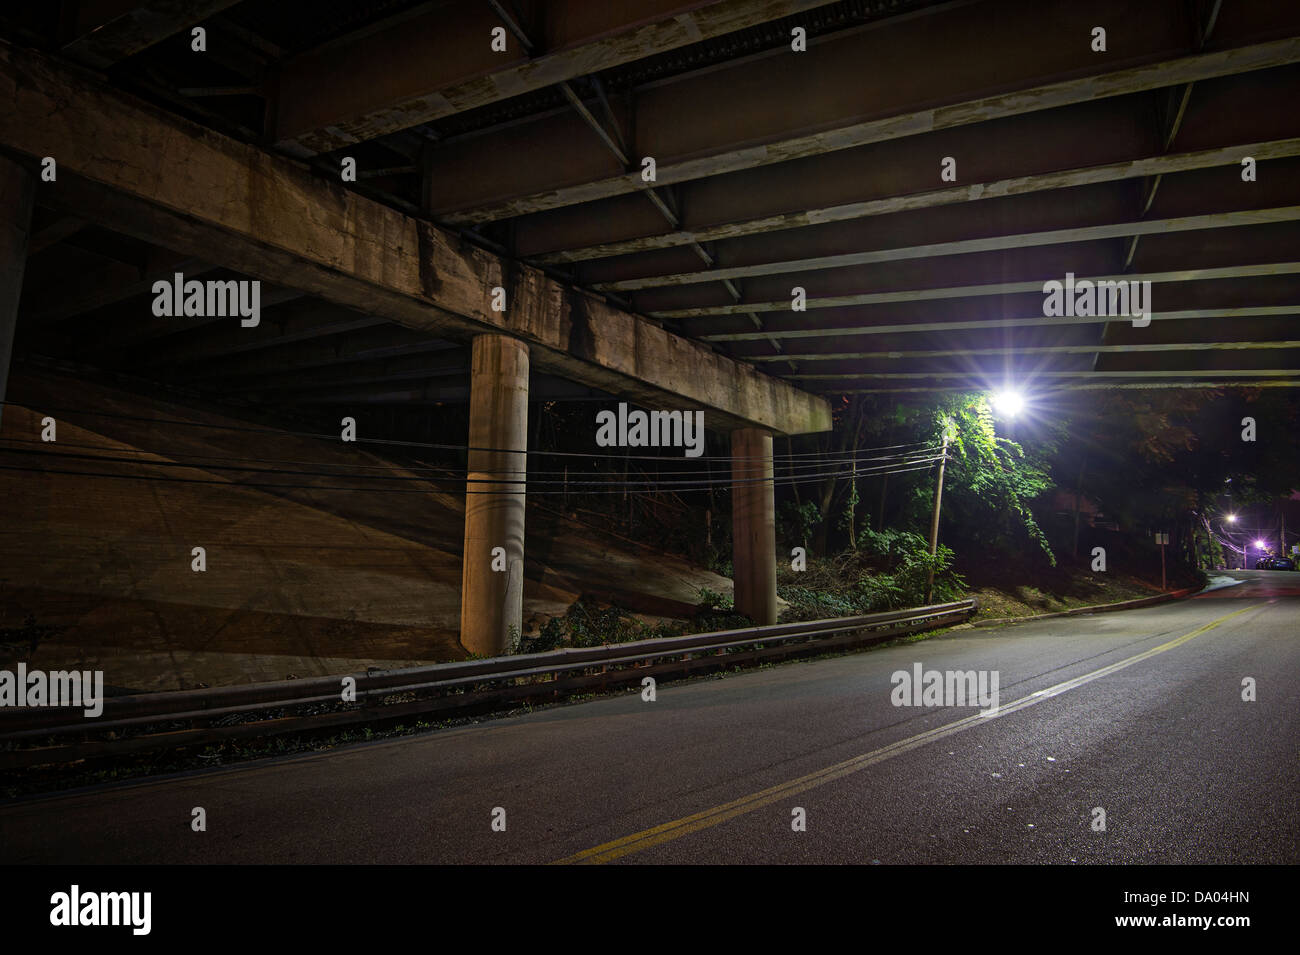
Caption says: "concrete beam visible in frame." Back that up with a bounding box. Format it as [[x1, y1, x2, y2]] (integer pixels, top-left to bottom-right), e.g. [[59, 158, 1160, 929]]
[[274, 0, 842, 156], [748, 340, 1300, 362], [796, 369, 1300, 380], [285, 383, 472, 405], [510, 50, 1300, 264], [53, 283, 304, 364], [27, 212, 87, 256], [844, 380, 1300, 393], [190, 328, 463, 382], [702, 306, 1300, 342], [0, 154, 35, 431], [431, 4, 1300, 224], [127, 300, 388, 369], [257, 375, 468, 406], [541, 149, 1300, 264], [62, 0, 242, 69], [650, 262, 1300, 318], [283, 375, 607, 405], [246, 352, 470, 398], [0, 40, 830, 436], [531, 139, 1300, 264], [596, 206, 1300, 291], [24, 252, 214, 324]]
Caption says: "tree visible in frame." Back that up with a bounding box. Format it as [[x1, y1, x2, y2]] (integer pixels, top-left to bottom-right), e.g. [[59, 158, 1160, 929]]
[[922, 394, 1056, 566]]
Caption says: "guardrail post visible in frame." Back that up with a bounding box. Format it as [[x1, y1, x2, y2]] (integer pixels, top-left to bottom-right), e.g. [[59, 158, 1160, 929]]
[[731, 428, 777, 625], [460, 334, 529, 657]]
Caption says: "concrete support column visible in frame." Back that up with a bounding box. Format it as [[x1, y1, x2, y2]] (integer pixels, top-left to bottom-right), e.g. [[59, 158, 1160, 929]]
[[0, 155, 36, 432], [731, 428, 777, 625], [460, 334, 529, 656]]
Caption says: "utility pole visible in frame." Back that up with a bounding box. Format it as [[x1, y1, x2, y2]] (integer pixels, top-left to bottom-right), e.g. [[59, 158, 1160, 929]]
[[925, 427, 951, 604], [1071, 455, 1086, 559], [1156, 532, 1168, 590]]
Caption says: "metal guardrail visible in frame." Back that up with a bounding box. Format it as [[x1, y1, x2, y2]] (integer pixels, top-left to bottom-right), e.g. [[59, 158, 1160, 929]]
[[0, 599, 975, 770], [971, 588, 1195, 627]]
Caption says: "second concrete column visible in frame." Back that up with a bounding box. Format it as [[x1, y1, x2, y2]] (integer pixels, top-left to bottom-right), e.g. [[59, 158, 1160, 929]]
[[731, 428, 778, 625]]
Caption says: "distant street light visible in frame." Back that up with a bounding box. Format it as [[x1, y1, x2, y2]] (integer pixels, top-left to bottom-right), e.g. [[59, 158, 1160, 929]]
[[1226, 513, 1238, 523], [1255, 539, 1267, 549]]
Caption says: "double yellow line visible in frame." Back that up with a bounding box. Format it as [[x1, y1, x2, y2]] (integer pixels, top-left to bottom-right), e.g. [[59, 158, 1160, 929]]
[[554, 601, 1262, 864]]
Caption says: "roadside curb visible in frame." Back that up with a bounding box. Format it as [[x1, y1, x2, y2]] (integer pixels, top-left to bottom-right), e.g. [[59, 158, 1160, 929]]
[[971, 587, 1197, 628]]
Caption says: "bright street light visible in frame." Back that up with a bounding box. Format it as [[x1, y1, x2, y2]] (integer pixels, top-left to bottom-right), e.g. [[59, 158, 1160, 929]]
[[990, 389, 1025, 418], [1255, 539, 1267, 549], [1226, 513, 1238, 523]]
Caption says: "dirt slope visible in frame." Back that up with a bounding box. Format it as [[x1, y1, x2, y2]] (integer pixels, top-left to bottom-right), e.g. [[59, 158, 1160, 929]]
[[0, 366, 731, 690]]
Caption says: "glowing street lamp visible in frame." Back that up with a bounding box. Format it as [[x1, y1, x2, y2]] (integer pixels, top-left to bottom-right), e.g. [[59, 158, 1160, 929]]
[[990, 389, 1025, 418], [1255, 539, 1267, 549], [1226, 513, 1238, 523]]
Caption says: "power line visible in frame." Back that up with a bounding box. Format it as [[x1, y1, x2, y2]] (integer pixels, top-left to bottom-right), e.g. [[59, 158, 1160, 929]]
[[0, 456, 943, 496], [0, 434, 943, 477], [0, 399, 937, 463], [0, 445, 944, 491]]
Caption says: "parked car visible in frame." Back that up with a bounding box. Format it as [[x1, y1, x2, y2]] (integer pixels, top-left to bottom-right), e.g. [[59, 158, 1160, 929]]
[[1256, 555, 1296, 570]]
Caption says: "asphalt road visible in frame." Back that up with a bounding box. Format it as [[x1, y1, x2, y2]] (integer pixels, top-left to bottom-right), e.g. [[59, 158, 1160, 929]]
[[3, 570, 1297, 864]]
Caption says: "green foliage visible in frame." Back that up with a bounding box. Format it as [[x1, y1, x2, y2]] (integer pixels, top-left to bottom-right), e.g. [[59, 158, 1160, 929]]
[[779, 586, 860, 618], [692, 588, 753, 631], [857, 526, 928, 560], [1027, 389, 1300, 573], [854, 574, 906, 611], [855, 536, 965, 610], [527, 617, 567, 653], [892, 544, 966, 605], [695, 610, 754, 633], [522, 591, 748, 652], [550, 600, 652, 648], [695, 586, 732, 613], [778, 500, 821, 548], [793, 393, 1057, 568], [779, 535, 966, 621], [704, 551, 733, 577], [1190, 516, 1227, 572], [932, 397, 1056, 566]]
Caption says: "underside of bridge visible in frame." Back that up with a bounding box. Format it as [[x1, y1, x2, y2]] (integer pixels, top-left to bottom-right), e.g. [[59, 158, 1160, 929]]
[[1, 0, 1297, 657]]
